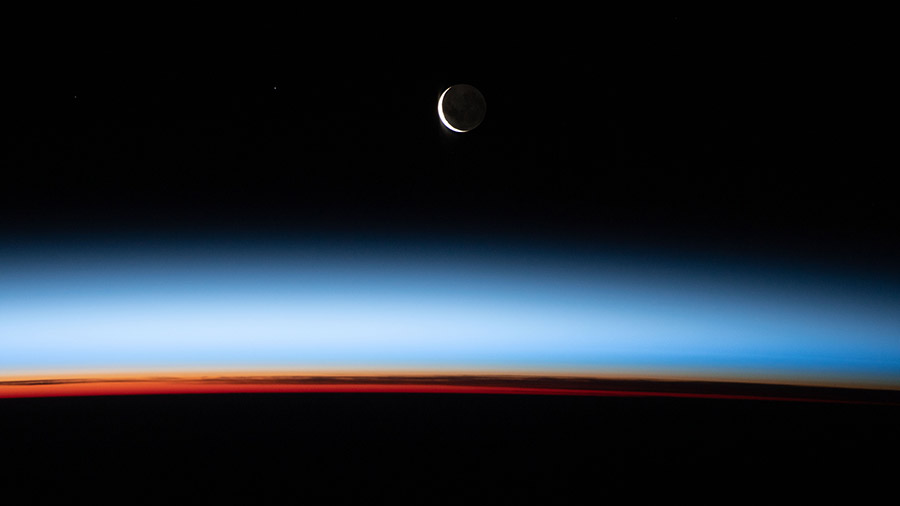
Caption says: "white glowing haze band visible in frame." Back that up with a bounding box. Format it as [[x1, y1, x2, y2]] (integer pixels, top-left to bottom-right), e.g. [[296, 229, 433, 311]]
[[2, 240, 900, 387], [438, 87, 467, 133]]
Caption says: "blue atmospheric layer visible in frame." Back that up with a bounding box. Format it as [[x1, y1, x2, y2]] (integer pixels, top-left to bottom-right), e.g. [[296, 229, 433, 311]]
[[1, 236, 899, 386]]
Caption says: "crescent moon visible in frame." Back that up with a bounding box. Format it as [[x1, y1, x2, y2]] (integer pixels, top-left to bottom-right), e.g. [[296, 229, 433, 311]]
[[438, 87, 468, 133]]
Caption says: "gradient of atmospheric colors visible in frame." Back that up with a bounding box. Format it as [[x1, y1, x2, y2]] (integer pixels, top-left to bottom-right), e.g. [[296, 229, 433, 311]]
[[2, 234, 899, 399]]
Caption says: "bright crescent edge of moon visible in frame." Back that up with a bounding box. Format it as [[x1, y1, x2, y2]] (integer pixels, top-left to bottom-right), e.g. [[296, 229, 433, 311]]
[[438, 87, 468, 133]]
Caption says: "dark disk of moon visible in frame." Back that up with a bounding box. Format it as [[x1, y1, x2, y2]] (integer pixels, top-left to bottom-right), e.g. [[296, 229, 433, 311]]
[[438, 84, 486, 132]]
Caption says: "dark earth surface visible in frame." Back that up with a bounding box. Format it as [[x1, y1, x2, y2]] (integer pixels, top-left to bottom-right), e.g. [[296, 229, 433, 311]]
[[2, 393, 897, 503]]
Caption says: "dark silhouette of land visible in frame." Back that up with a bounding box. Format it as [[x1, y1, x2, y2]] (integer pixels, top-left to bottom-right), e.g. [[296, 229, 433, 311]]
[[2, 388, 897, 502]]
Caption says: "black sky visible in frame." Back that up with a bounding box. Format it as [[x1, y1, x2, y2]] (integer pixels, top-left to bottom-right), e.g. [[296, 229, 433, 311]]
[[2, 13, 894, 271]]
